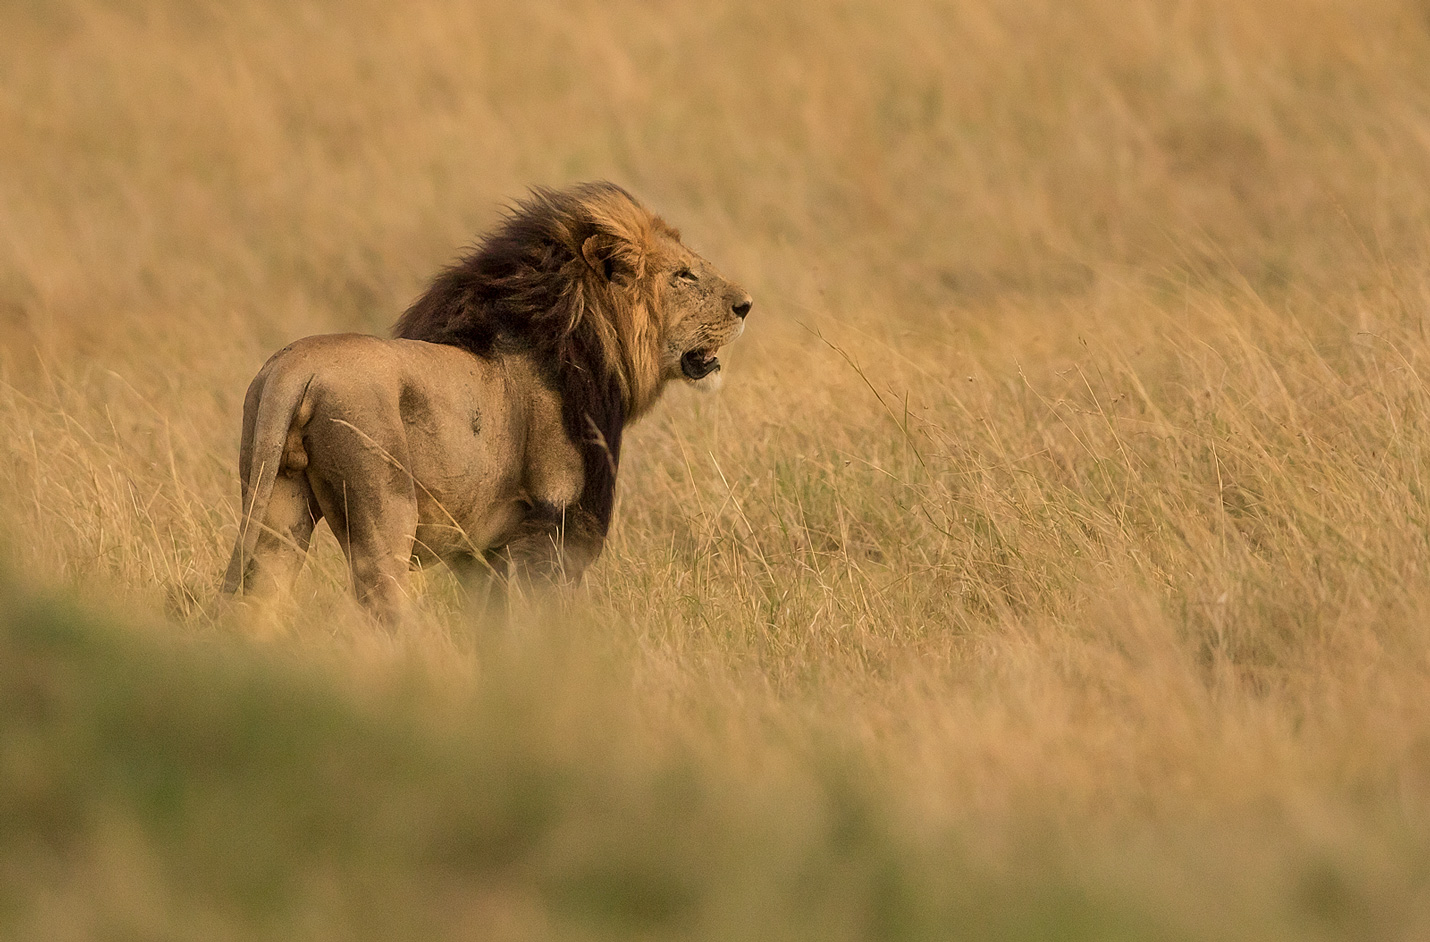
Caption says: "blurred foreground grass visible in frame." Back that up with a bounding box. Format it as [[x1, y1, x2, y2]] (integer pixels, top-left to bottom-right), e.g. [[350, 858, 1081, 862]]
[[1, 581, 1205, 942]]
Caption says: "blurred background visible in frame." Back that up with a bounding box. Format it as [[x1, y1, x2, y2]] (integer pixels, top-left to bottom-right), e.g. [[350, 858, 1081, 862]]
[[5, 1, 1430, 939]]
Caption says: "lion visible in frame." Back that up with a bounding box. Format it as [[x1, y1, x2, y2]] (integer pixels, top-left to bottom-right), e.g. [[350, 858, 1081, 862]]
[[221, 181, 751, 619]]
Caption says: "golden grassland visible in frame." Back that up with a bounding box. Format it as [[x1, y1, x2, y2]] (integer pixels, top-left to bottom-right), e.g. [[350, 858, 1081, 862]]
[[5, 0, 1430, 937]]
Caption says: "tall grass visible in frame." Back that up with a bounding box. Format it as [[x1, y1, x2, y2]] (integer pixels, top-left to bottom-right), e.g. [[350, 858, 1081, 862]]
[[5, 0, 1430, 937]]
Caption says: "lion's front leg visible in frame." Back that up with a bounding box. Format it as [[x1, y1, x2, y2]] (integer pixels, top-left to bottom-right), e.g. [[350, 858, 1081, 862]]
[[446, 550, 512, 629], [498, 500, 604, 588]]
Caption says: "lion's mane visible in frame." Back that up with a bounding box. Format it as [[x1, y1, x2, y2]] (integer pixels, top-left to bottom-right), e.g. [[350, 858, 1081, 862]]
[[393, 181, 674, 542]]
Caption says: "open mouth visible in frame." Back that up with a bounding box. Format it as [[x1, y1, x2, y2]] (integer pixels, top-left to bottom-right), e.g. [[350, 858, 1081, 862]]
[[680, 347, 720, 380]]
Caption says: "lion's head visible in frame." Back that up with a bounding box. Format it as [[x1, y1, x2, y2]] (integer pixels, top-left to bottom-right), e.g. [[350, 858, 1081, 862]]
[[393, 181, 751, 420], [643, 221, 752, 395]]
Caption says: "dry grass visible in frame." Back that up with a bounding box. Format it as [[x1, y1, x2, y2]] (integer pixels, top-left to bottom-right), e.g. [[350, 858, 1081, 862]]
[[5, 0, 1430, 937]]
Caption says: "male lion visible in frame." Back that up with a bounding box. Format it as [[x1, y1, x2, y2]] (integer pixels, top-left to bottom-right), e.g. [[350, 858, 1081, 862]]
[[222, 182, 751, 619]]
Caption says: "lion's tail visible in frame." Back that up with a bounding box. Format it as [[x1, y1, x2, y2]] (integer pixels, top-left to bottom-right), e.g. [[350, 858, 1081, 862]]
[[221, 369, 316, 594]]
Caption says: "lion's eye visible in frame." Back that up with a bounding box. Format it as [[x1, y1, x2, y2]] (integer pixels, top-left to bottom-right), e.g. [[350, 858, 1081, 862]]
[[674, 268, 699, 284]]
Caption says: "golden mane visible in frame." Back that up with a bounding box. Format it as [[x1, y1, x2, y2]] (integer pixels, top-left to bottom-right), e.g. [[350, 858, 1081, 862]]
[[392, 181, 679, 542], [393, 181, 677, 416]]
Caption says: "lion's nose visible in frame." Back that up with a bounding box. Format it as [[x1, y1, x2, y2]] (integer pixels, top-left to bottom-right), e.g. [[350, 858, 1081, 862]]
[[732, 296, 752, 319]]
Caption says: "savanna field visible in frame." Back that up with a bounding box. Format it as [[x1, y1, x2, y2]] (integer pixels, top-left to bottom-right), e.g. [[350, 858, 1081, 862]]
[[5, 0, 1430, 938]]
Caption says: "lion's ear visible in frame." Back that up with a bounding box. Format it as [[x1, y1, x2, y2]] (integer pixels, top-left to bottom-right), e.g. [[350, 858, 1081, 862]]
[[582, 233, 641, 286], [582, 234, 617, 282]]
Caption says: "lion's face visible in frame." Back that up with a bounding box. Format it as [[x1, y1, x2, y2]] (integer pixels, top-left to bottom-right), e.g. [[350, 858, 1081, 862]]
[[652, 239, 752, 389]]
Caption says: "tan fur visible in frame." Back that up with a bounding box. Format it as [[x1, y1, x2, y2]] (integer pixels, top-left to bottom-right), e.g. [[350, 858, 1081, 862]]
[[223, 183, 751, 620]]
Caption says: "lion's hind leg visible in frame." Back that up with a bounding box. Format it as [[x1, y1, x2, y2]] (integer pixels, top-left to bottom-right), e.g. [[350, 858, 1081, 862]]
[[306, 448, 419, 625], [225, 471, 321, 600]]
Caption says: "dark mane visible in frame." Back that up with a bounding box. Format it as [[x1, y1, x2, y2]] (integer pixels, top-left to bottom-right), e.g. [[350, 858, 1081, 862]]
[[393, 181, 647, 545]]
